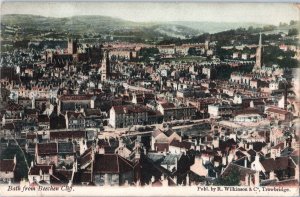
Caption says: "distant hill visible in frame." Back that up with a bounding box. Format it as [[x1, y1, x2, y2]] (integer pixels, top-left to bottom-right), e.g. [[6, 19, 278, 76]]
[[1, 14, 291, 41], [168, 21, 267, 34], [1, 14, 202, 40]]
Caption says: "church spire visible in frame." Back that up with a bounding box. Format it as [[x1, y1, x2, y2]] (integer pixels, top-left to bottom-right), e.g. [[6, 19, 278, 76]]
[[259, 32, 262, 48], [253, 33, 263, 71]]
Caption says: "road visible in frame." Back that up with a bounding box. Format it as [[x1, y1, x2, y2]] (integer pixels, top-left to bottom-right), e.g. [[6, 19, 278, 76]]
[[99, 118, 212, 138]]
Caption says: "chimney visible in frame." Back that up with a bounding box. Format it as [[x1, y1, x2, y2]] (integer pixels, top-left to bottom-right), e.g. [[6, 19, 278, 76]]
[[270, 149, 276, 159], [186, 173, 190, 186], [248, 143, 253, 150], [244, 157, 247, 168], [269, 170, 275, 180], [151, 176, 155, 183], [222, 155, 227, 166], [295, 164, 299, 182], [13, 155, 16, 165], [245, 173, 250, 186], [161, 175, 168, 187], [173, 175, 177, 185], [49, 167, 53, 175], [254, 171, 260, 186]]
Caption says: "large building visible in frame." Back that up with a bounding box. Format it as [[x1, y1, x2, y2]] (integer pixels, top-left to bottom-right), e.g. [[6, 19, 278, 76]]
[[67, 38, 78, 55], [109, 105, 147, 128]]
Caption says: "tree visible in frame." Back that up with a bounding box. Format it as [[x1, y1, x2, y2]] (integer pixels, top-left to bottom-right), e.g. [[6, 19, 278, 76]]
[[214, 168, 240, 186], [288, 28, 299, 36], [290, 20, 297, 26]]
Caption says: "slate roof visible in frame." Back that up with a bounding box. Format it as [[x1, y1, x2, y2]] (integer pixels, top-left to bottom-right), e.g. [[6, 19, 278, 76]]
[[222, 163, 256, 182], [161, 154, 182, 166], [58, 142, 75, 154]]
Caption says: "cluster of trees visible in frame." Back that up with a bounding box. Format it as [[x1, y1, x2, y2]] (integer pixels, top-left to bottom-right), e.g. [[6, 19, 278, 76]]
[[139, 47, 160, 63], [216, 47, 256, 61], [214, 168, 240, 186], [0, 145, 34, 181], [264, 45, 298, 68], [288, 28, 299, 36]]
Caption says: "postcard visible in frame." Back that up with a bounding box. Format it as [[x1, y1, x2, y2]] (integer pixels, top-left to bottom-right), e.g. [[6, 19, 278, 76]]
[[0, 1, 299, 196]]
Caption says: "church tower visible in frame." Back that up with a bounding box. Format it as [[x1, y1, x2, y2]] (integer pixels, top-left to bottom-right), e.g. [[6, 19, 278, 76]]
[[254, 33, 263, 70], [68, 38, 78, 54], [101, 50, 110, 82]]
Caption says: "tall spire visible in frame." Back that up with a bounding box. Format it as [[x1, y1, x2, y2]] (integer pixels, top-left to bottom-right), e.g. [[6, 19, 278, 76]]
[[259, 32, 262, 48], [253, 33, 263, 71]]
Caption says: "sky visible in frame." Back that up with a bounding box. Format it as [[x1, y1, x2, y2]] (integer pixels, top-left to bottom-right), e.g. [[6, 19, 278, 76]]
[[1, 2, 299, 25]]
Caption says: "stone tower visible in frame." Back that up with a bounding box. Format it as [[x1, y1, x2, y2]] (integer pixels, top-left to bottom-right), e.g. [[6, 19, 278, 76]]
[[254, 33, 263, 70], [101, 50, 110, 82], [68, 38, 78, 54]]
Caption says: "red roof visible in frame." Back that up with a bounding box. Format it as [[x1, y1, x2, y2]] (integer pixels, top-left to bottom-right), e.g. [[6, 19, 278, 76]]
[[50, 130, 86, 140], [59, 94, 94, 101], [261, 157, 296, 172], [0, 159, 15, 172], [37, 143, 57, 155], [266, 107, 290, 115], [93, 154, 133, 174], [170, 140, 192, 149], [112, 105, 148, 114], [160, 103, 176, 109]]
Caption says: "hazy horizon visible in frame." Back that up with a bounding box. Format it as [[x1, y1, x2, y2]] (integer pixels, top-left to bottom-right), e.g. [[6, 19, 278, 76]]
[[1, 2, 299, 25]]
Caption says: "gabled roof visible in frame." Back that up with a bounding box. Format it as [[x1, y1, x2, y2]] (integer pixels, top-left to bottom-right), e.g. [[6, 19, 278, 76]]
[[152, 129, 165, 138], [221, 163, 256, 181], [93, 154, 133, 174], [161, 153, 182, 166], [260, 157, 296, 172], [29, 164, 53, 175], [164, 129, 176, 137], [66, 111, 85, 119]]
